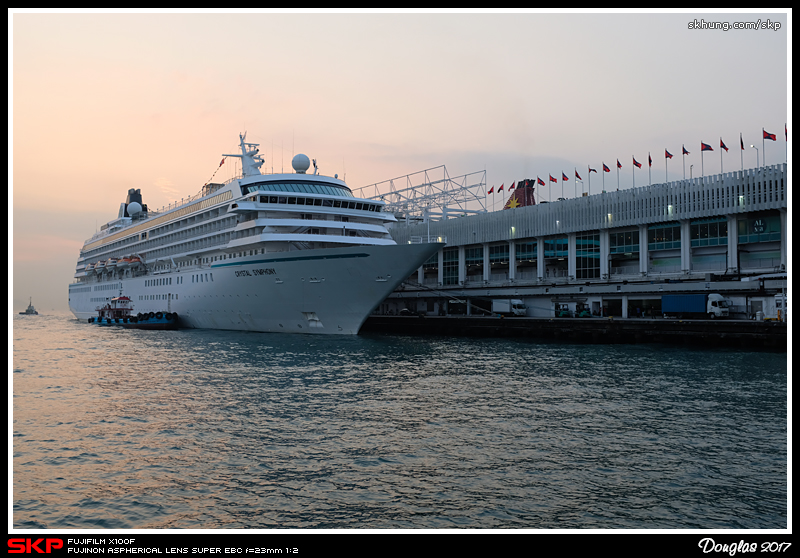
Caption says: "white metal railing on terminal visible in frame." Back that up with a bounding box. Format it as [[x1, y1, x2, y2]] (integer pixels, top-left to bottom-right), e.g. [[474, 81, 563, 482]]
[[409, 235, 447, 244]]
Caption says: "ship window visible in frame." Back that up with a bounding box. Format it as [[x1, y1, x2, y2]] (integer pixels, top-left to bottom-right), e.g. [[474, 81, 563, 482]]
[[269, 196, 278, 204], [323, 199, 333, 207], [333, 200, 342, 208], [287, 197, 297, 204], [314, 199, 322, 206]]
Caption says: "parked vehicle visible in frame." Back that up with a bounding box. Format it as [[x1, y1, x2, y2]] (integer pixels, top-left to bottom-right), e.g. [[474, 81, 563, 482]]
[[661, 293, 729, 319], [760, 293, 788, 322], [492, 299, 526, 317]]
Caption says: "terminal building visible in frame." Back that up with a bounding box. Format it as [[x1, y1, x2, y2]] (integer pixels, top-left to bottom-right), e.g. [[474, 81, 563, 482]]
[[377, 163, 788, 321]]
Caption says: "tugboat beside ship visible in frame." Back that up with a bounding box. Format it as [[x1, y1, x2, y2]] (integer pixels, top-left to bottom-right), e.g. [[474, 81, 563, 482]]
[[88, 296, 179, 330]]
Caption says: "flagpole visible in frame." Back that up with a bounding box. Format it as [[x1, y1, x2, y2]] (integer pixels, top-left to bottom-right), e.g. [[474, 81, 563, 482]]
[[740, 133, 744, 171], [762, 129, 765, 166], [682, 146, 686, 179], [648, 153, 651, 186], [701, 143, 704, 177]]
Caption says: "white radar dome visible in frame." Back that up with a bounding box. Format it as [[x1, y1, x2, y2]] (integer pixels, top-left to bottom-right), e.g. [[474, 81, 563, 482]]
[[127, 202, 142, 215], [292, 154, 311, 174]]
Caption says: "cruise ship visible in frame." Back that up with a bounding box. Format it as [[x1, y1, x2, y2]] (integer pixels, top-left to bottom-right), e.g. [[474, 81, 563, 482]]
[[68, 133, 443, 334]]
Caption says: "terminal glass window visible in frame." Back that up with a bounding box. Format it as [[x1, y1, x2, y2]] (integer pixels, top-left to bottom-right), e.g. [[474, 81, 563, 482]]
[[691, 218, 728, 247], [423, 252, 438, 271], [489, 244, 509, 264], [648, 223, 681, 251], [515, 241, 537, 260], [576, 232, 600, 279], [609, 230, 639, 254], [465, 246, 483, 266], [544, 237, 568, 258], [442, 247, 459, 286], [737, 215, 781, 244]]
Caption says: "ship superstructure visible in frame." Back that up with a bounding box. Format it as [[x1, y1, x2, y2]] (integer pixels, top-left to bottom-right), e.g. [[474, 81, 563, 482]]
[[69, 133, 442, 333]]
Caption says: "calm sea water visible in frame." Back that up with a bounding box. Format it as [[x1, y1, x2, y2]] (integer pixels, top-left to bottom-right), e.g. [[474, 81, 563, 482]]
[[12, 313, 787, 530]]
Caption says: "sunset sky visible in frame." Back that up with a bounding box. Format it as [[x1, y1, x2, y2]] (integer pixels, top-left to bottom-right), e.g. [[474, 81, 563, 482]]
[[10, 10, 790, 313]]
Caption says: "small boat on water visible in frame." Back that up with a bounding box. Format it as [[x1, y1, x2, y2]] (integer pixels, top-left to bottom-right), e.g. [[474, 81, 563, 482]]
[[88, 296, 179, 330], [19, 298, 39, 315]]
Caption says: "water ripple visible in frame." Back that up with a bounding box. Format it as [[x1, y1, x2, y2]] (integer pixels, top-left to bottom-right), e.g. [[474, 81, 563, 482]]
[[12, 314, 787, 529]]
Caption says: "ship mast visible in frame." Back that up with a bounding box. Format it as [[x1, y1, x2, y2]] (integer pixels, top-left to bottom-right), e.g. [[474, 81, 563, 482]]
[[222, 132, 264, 177]]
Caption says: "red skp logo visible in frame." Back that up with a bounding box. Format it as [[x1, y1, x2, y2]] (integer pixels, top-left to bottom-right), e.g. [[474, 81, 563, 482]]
[[8, 539, 64, 554]]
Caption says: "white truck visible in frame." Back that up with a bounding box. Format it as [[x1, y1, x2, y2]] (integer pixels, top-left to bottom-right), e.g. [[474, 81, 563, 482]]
[[492, 299, 527, 317]]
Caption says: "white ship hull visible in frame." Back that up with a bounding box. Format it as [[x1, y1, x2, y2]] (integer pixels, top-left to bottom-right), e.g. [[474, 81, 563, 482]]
[[69, 242, 441, 334]]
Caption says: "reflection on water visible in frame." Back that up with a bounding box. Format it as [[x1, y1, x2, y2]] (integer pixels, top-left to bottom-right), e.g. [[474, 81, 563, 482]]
[[13, 313, 787, 529]]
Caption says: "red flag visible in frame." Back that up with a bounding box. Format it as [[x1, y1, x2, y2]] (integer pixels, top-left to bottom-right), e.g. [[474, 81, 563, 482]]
[[589, 167, 597, 174], [575, 170, 582, 180], [683, 145, 690, 155], [488, 186, 494, 194], [617, 159, 622, 169], [665, 149, 673, 159], [720, 138, 729, 152], [763, 129, 776, 141], [648, 154, 652, 167], [603, 163, 611, 172], [549, 175, 557, 183], [740, 134, 744, 150], [498, 184, 504, 192], [219, 158, 226, 166], [701, 142, 713, 152], [537, 177, 545, 186], [633, 157, 642, 168], [508, 182, 516, 191], [562, 172, 569, 181]]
